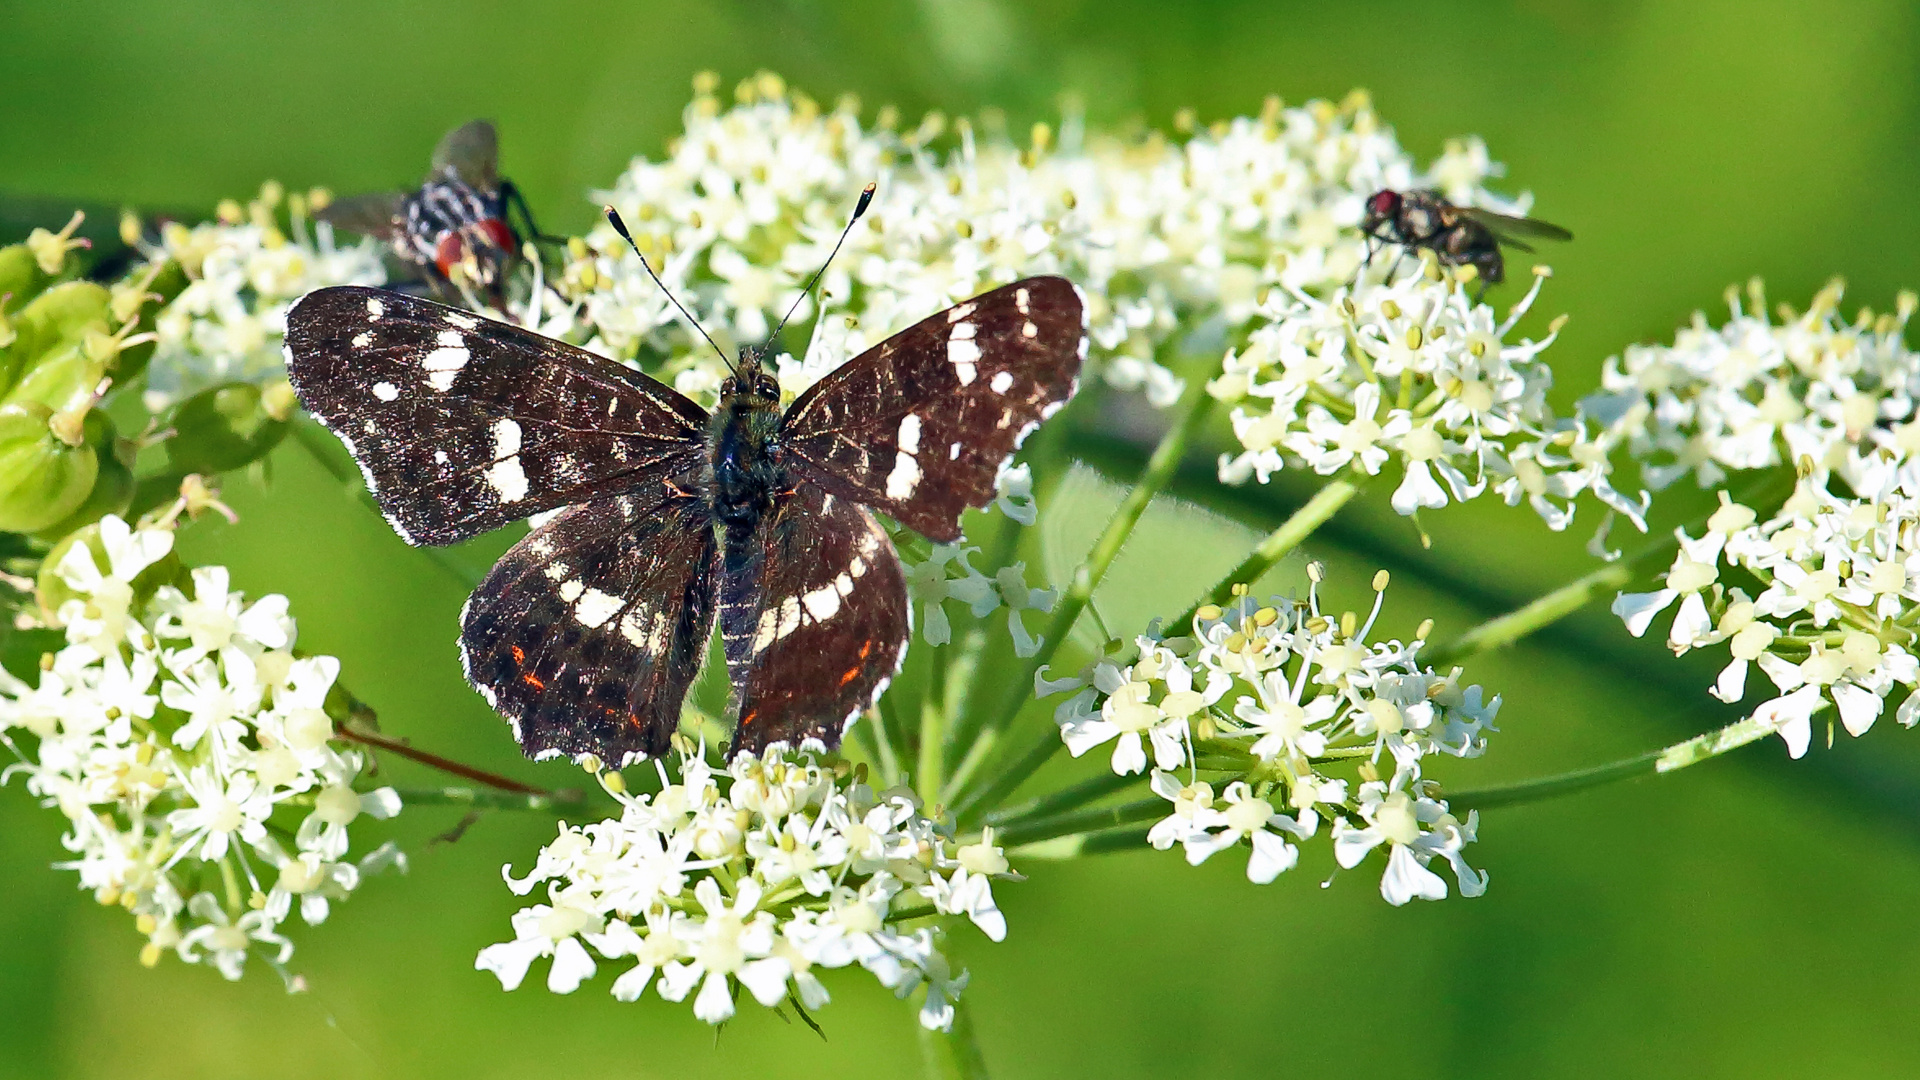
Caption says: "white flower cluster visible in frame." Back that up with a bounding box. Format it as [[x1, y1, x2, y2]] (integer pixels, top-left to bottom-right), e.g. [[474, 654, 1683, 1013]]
[[540, 74, 1502, 416], [1038, 573, 1495, 905], [1215, 265, 1646, 533], [1580, 279, 1920, 499], [477, 745, 1012, 1032], [0, 515, 403, 981], [904, 538, 1057, 654], [140, 183, 385, 410], [1614, 478, 1920, 759]]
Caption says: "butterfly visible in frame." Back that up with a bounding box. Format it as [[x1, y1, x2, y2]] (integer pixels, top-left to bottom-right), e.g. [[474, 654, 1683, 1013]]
[[282, 274, 1087, 764], [317, 120, 544, 303]]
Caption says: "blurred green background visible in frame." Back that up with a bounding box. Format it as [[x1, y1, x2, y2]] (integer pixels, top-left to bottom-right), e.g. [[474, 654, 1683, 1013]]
[[7, 0, 1920, 1076]]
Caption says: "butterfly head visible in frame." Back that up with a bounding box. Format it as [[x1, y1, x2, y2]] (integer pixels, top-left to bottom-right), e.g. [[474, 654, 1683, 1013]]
[[721, 346, 781, 406]]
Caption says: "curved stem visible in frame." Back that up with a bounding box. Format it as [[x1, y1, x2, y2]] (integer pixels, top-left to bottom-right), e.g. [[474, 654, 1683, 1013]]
[[982, 770, 1142, 827], [989, 796, 1164, 848], [386, 785, 593, 814], [336, 723, 549, 795], [1171, 476, 1365, 634], [1446, 710, 1784, 811], [947, 376, 1218, 824], [1424, 472, 1795, 668]]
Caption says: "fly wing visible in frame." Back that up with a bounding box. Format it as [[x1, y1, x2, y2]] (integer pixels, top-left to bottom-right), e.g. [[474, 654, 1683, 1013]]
[[284, 285, 709, 545], [314, 192, 406, 240], [779, 276, 1086, 543], [719, 485, 909, 757], [461, 487, 718, 766], [430, 120, 500, 190], [1458, 206, 1573, 243]]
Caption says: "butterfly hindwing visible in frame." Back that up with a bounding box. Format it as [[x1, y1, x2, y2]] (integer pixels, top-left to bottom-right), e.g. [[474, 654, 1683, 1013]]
[[719, 485, 909, 757], [284, 286, 709, 545], [780, 276, 1087, 542], [460, 482, 719, 766]]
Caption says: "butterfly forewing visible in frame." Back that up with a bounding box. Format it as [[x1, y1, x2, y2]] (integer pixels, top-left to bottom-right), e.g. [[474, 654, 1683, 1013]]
[[720, 485, 910, 757], [781, 276, 1087, 542], [461, 485, 718, 766], [284, 286, 708, 545]]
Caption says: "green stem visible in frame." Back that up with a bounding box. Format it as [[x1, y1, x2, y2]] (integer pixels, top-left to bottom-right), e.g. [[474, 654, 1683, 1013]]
[[989, 797, 1165, 848], [291, 420, 481, 590], [1423, 472, 1795, 668], [1446, 710, 1784, 811], [981, 770, 1143, 827], [918, 650, 949, 807], [918, 994, 990, 1080], [387, 785, 594, 814], [1010, 824, 1156, 859], [1170, 476, 1364, 632], [947, 377, 1218, 824]]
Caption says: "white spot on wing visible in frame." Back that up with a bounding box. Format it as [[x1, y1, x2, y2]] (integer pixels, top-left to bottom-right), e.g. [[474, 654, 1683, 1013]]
[[801, 582, 841, 621], [423, 346, 469, 371], [434, 449, 448, 464], [948, 302, 976, 323], [885, 450, 921, 499], [575, 587, 623, 629], [372, 381, 399, 401], [352, 332, 373, 348], [366, 297, 384, 319], [777, 596, 802, 639], [1022, 321, 1038, 338], [949, 336, 981, 385], [989, 371, 1014, 394], [492, 418, 522, 458], [485, 456, 529, 502], [445, 312, 479, 330], [752, 608, 778, 653], [1016, 287, 1030, 314], [897, 413, 922, 454], [559, 580, 585, 601], [436, 329, 465, 347]]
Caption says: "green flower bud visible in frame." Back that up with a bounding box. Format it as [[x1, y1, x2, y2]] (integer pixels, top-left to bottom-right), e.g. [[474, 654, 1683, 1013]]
[[0, 244, 56, 309], [32, 421, 133, 541], [108, 260, 186, 386], [166, 382, 289, 475], [0, 401, 100, 533], [0, 281, 113, 404]]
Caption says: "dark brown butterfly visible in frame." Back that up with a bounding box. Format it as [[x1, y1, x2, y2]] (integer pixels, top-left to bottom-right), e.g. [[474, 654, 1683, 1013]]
[[283, 269, 1086, 765]]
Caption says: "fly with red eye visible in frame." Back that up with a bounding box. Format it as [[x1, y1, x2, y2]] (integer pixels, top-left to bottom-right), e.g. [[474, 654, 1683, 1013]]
[[1359, 188, 1571, 300], [319, 121, 553, 307]]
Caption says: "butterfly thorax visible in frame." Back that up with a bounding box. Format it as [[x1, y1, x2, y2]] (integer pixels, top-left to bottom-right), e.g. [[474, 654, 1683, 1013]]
[[708, 352, 786, 533]]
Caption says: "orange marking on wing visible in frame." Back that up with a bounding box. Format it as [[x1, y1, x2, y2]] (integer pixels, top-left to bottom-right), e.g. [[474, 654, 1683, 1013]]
[[838, 666, 861, 687], [739, 709, 758, 728], [858, 640, 872, 660], [627, 712, 643, 729], [510, 645, 526, 663], [522, 672, 545, 690]]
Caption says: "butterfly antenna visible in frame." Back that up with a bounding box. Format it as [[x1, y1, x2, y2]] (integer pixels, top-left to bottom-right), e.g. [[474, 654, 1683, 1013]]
[[771, 182, 876, 342], [603, 205, 734, 373]]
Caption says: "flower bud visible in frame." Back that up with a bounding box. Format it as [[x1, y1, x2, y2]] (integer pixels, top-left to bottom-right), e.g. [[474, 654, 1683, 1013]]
[[166, 382, 290, 474], [0, 402, 99, 533], [0, 281, 112, 403], [32, 412, 133, 542]]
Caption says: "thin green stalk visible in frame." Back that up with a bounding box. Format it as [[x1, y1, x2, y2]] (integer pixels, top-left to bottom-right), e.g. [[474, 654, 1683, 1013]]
[[387, 785, 593, 814], [918, 650, 949, 807], [947, 377, 1218, 823], [990, 797, 1165, 848], [291, 420, 481, 590], [1446, 710, 1783, 811], [981, 770, 1143, 827], [1171, 476, 1364, 633], [918, 994, 990, 1080], [1424, 472, 1795, 668], [1010, 825, 1155, 859]]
